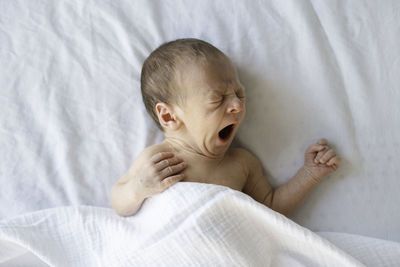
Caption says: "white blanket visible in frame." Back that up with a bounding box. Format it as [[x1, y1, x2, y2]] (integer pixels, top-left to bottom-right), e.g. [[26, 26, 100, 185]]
[[0, 182, 366, 267]]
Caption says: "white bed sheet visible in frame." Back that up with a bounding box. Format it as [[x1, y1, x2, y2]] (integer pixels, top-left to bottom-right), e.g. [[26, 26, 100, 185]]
[[1, 0, 399, 244]]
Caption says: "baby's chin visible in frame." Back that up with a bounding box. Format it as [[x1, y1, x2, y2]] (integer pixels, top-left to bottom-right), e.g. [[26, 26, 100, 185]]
[[202, 143, 231, 158], [212, 142, 233, 157]]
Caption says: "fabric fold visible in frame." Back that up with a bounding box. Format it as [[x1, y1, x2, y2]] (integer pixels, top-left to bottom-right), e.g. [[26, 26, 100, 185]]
[[0, 182, 364, 266]]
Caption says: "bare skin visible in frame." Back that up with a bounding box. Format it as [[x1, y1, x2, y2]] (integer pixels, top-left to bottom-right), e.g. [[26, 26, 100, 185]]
[[110, 55, 341, 217]]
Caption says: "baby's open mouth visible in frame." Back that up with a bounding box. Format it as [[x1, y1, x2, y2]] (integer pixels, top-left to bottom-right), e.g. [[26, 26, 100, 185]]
[[218, 124, 235, 141]]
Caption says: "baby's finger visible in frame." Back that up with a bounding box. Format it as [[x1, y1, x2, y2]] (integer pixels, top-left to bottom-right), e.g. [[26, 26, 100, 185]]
[[314, 146, 328, 163], [151, 152, 174, 164], [327, 156, 341, 167], [159, 161, 187, 179], [317, 138, 328, 145], [306, 144, 326, 154], [160, 173, 186, 189], [319, 149, 336, 164], [154, 156, 183, 171]]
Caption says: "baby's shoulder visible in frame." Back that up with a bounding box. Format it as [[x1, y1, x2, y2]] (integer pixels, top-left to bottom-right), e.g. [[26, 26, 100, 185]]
[[136, 142, 171, 160], [227, 148, 264, 181], [228, 147, 260, 167]]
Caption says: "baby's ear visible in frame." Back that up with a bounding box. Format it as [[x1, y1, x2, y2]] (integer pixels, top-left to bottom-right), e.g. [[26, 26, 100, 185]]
[[155, 102, 182, 131]]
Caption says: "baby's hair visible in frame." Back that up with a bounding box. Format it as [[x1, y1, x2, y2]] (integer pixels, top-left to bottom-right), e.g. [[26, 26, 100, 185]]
[[141, 38, 226, 131]]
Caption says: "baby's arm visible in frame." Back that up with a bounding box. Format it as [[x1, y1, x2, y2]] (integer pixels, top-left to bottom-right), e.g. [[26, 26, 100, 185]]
[[267, 167, 322, 217], [242, 138, 340, 217], [110, 150, 186, 216]]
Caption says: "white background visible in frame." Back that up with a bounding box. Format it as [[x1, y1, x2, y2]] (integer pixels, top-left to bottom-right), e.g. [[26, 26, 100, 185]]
[[1, 0, 399, 242]]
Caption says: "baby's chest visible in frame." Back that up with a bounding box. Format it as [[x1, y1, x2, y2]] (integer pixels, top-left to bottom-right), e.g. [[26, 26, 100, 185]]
[[182, 159, 248, 191]]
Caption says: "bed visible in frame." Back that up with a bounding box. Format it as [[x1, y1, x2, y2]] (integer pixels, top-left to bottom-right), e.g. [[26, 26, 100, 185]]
[[1, 0, 399, 266]]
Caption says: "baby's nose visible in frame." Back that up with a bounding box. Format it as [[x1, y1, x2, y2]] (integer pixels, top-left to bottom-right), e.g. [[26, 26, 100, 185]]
[[227, 97, 244, 113]]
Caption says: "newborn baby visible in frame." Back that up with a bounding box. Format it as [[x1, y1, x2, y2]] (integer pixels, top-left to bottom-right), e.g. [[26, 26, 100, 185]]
[[111, 38, 341, 217]]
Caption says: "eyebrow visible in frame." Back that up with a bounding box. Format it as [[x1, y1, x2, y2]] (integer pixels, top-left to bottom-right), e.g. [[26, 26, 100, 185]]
[[207, 89, 223, 95], [207, 85, 244, 95]]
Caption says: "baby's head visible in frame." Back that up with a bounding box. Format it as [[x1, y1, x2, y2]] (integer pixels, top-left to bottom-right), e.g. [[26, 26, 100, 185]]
[[141, 38, 246, 157]]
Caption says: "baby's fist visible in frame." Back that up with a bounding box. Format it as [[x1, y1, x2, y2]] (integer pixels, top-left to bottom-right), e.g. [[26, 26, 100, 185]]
[[303, 138, 341, 181]]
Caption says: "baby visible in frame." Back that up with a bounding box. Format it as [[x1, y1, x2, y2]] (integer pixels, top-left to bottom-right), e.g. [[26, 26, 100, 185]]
[[111, 38, 341, 217]]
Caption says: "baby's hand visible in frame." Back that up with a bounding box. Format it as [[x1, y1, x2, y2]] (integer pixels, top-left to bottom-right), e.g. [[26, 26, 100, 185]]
[[303, 138, 341, 181], [130, 152, 187, 199]]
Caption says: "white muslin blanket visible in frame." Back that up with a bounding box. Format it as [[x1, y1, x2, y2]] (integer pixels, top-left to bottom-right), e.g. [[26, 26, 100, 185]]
[[0, 182, 364, 266]]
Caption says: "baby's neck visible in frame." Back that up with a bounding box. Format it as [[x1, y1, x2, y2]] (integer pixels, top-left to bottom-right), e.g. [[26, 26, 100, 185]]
[[163, 136, 225, 162]]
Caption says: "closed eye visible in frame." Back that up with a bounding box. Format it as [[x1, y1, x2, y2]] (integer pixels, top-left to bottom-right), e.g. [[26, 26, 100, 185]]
[[215, 94, 245, 103], [236, 93, 246, 100], [210, 96, 225, 105], [210, 92, 244, 105], [236, 88, 245, 99]]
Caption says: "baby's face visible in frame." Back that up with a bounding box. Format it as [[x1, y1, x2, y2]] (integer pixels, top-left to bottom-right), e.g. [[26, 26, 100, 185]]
[[175, 56, 246, 157]]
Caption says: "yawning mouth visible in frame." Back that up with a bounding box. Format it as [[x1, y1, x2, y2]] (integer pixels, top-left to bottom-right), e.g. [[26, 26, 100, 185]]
[[218, 124, 235, 141]]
